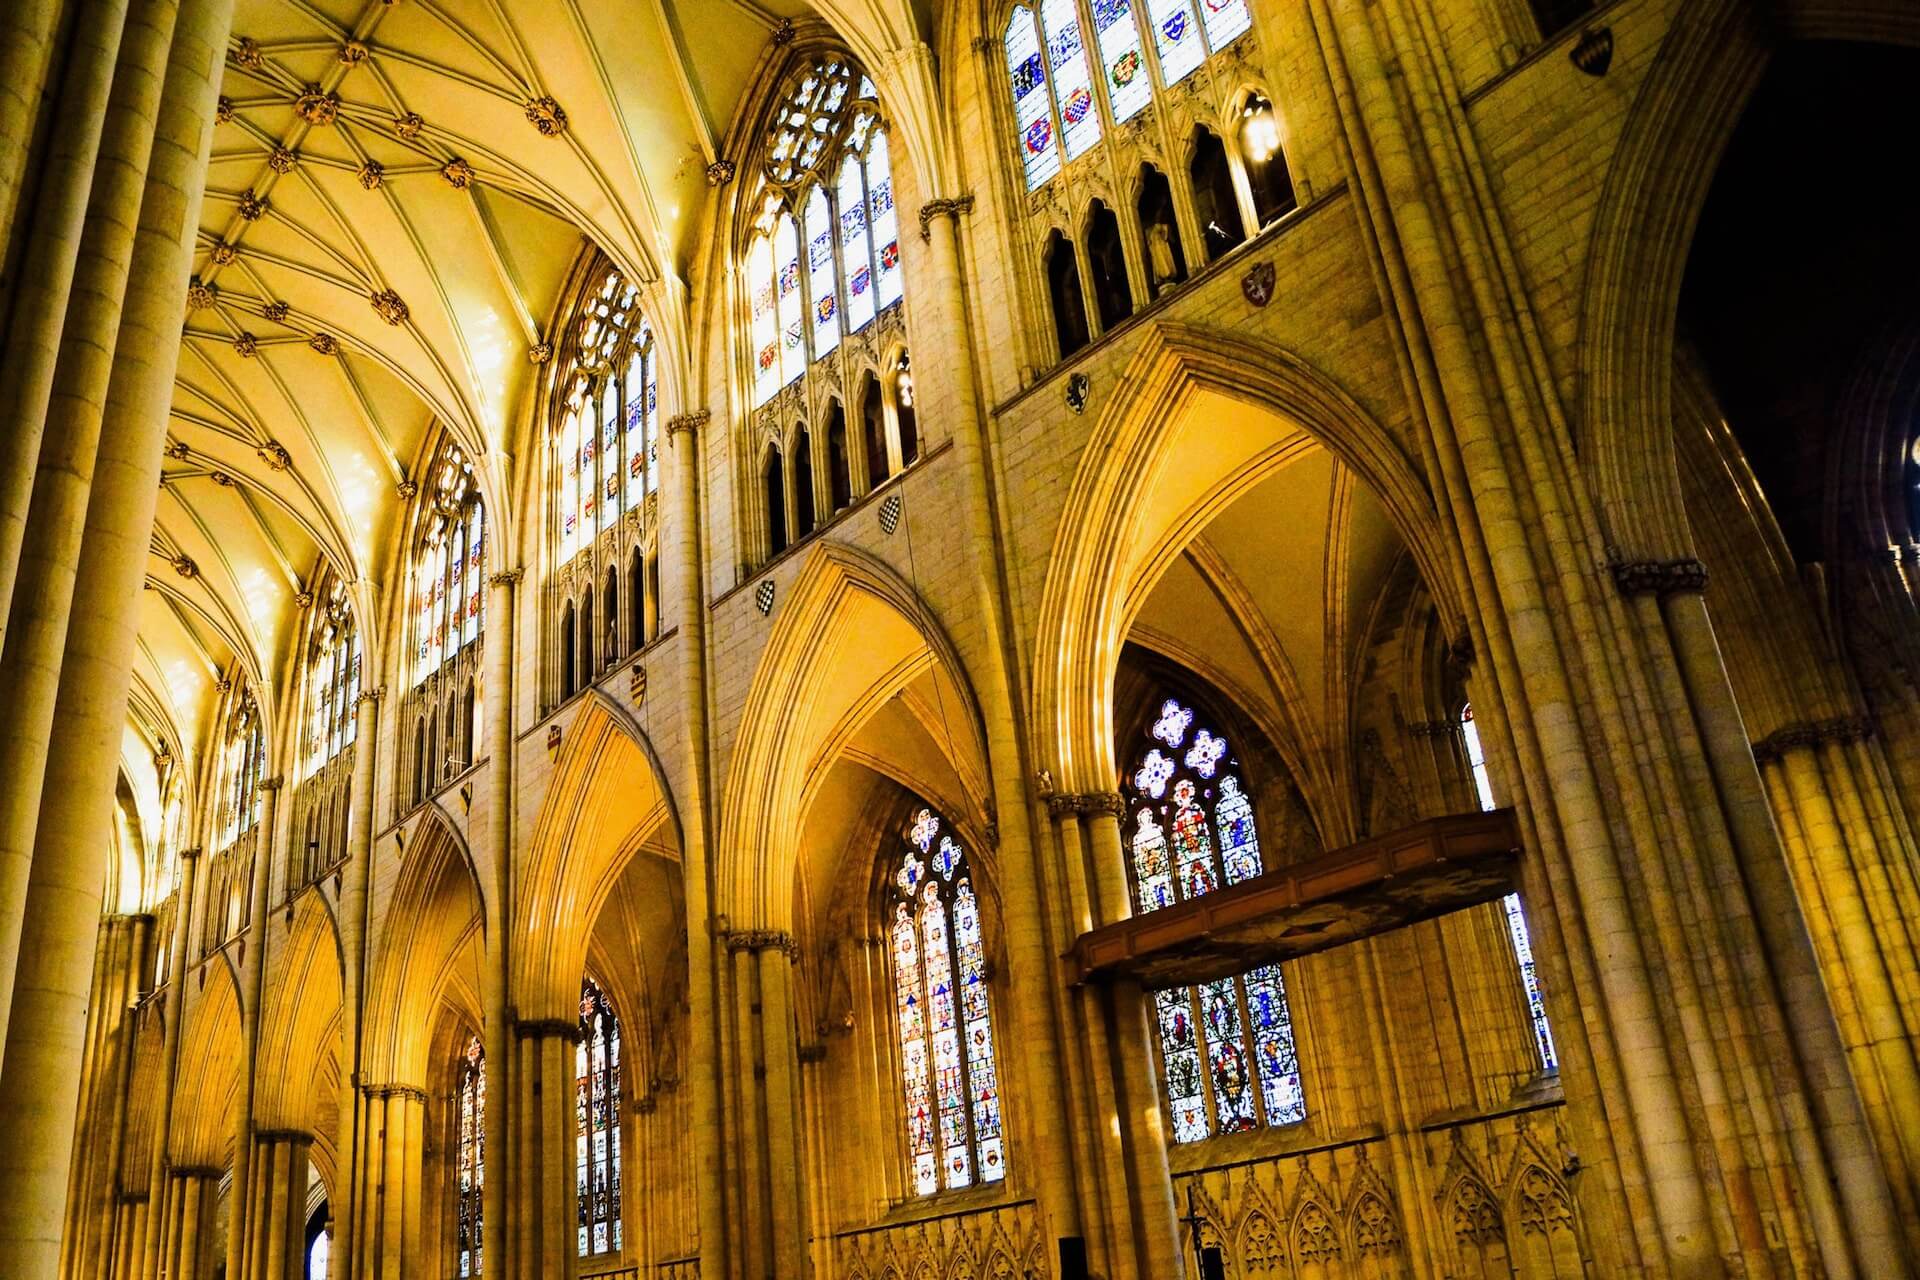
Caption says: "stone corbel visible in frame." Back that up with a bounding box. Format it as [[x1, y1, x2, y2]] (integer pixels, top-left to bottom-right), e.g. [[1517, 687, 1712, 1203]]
[[667, 409, 710, 438], [1749, 715, 1874, 764], [917, 194, 975, 242], [1608, 557, 1709, 598]]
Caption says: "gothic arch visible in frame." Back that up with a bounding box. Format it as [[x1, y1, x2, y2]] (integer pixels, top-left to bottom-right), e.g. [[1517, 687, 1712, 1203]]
[[717, 540, 992, 931], [361, 809, 485, 1086], [1577, 0, 1920, 558], [516, 692, 679, 1020], [169, 958, 243, 1167], [1031, 320, 1455, 794], [254, 893, 344, 1137]]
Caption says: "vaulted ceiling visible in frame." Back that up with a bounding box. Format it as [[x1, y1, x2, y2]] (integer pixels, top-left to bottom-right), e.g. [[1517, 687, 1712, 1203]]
[[134, 0, 934, 788]]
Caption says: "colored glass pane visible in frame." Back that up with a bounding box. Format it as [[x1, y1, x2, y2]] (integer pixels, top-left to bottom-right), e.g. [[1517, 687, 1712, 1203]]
[[838, 155, 875, 334], [868, 130, 902, 311], [456, 1036, 485, 1277], [1041, 0, 1101, 160], [1215, 775, 1261, 885], [410, 439, 483, 684], [1199, 978, 1257, 1132], [804, 185, 840, 357], [576, 978, 622, 1256], [1157, 988, 1209, 1141], [954, 878, 1004, 1184], [1131, 808, 1174, 911], [1093, 0, 1151, 123], [1197, 0, 1253, 52], [1145, 0, 1204, 84], [1169, 779, 1218, 899], [1244, 964, 1305, 1123], [894, 902, 936, 1193], [775, 212, 804, 389], [1005, 6, 1060, 189], [749, 234, 779, 406]]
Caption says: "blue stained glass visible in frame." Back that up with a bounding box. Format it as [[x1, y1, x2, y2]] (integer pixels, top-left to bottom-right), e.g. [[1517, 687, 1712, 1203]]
[[1041, 0, 1101, 160], [1147, 0, 1204, 84], [1197, 0, 1253, 51], [1215, 775, 1262, 884], [1005, 7, 1060, 189], [1093, 0, 1151, 123]]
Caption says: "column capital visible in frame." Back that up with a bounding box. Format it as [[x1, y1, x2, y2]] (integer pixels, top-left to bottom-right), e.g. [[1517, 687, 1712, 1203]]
[[917, 193, 975, 240], [722, 928, 799, 959], [178, 845, 204, 862], [1045, 792, 1126, 819], [171, 1164, 223, 1180], [355, 685, 387, 707], [359, 1082, 429, 1104], [1404, 719, 1463, 739], [258, 775, 284, 793], [513, 1017, 582, 1043], [667, 409, 710, 438], [1750, 715, 1874, 763], [487, 567, 524, 587], [1608, 556, 1709, 598], [253, 1127, 313, 1145]]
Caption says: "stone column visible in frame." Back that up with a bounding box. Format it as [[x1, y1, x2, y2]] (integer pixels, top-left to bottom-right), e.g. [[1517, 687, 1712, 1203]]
[[754, 937, 805, 1280], [666, 409, 726, 1280], [483, 568, 518, 1280], [228, 774, 283, 1279], [510, 1020, 578, 1280], [335, 687, 382, 1275], [86, 914, 152, 1280], [240, 1129, 311, 1280], [0, 0, 177, 1073], [60, 911, 144, 1278], [918, 194, 1084, 1253], [0, 0, 133, 643], [162, 1166, 218, 1279], [356, 1084, 424, 1280], [139, 846, 199, 1280]]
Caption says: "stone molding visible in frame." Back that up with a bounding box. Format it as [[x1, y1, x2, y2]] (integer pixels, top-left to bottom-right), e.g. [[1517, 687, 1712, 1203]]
[[514, 1017, 583, 1043], [1608, 557, 1709, 597], [1405, 719, 1462, 739], [253, 1128, 313, 1145], [1045, 792, 1126, 820], [355, 685, 387, 707], [360, 1083, 430, 1104], [1750, 716, 1874, 763], [179, 845, 204, 862], [488, 567, 525, 587], [917, 194, 975, 240], [722, 929, 798, 959], [667, 409, 710, 438], [258, 775, 285, 792], [171, 1165, 223, 1180]]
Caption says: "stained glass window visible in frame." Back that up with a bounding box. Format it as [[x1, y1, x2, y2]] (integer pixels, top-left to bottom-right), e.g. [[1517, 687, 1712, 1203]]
[[1146, 0, 1206, 83], [1093, 0, 1151, 123], [410, 437, 484, 686], [889, 806, 1005, 1195], [301, 564, 360, 779], [1125, 694, 1307, 1141], [1195, 0, 1254, 52], [455, 1035, 485, 1278], [576, 978, 623, 1257], [1040, 0, 1102, 160], [747, 65, 906, 409], [1462, 704, 1558, 1072], [1005, 6, 1061, 189], [221, 684, 264, 850]]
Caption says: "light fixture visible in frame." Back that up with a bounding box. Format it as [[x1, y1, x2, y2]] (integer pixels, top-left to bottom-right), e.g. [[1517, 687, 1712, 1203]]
[[1240, 94, 1280, 164]]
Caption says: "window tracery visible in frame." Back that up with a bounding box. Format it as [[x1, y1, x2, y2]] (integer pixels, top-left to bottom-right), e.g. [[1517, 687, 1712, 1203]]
[[888, 806, 1006, 1195], [550, 263, 660, 702], [1124, 695, 1307, 1142], [576, 977, 623, 1256], [203, 678, 264, 955], [455, 1034, 485, 1277], [400, 436, 484, 812], [1461, 704, 1558, 1072], [743, 54, 915, 566], [293, 563, 358, 886]]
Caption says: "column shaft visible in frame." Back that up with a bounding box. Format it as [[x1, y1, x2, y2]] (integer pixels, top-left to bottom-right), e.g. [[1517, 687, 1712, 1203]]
[[483, 574, 515, 1280], [334, 690, 379, 1275], [229, 777, 281, 1280]]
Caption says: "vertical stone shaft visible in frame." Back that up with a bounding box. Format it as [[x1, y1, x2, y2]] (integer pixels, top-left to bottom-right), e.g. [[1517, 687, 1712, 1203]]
[[666, 409, 727, 1280], [758, 945, 804, 1278], [0, 0, 66, 255], [334, 689, 379, 1275], [482, 570, 516, 1279], [228, 775, 281, 1280], [0, 0, 174, 1072], [140, 846, 198, 1280], [0, 0, 132, 652], [0, 0, 229, 1266], [921, 196, 1083, 1248]]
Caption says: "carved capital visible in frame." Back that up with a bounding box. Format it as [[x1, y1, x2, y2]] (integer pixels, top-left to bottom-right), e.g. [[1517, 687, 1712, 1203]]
[[178, 845, 204, 862], [1609, 557, 1709, 598], [1750, 715, 1874, 762], [355, 685, 387, 707], [723, 929, 799, 959], [258, 775, 285, 793], [917, 194, 976, 240], [1046, 792, 1125, 819], [514, 1017, 582, 1044], [487, 568, 525, 587], [666, 409, 710, 438], [705, 159, 736, 186], [1405, 719, 1463, 739]]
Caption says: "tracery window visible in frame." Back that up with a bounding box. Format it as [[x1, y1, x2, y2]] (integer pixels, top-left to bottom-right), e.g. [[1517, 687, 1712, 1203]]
[[202, 680, 266, 954], [888, 807, 1006, 1195], [1124, 696, 1306, 1142], [746, 60, 903, 410], [294, 564, 359, 885], [219, 683, 266, 851], [551, 264, 660, 699], [1462, 704, 1558, 1072], [410, 438, 485, 687], [401, 437, 484, 812], [1003, 0, 1254, 191], [576, 978, 623, 1257], [455, 1034, 485, 1278]]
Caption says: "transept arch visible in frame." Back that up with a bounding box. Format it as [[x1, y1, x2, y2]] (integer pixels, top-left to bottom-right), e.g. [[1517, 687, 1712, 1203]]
[[1032, 320, 1456, 794], [515, 693, 679, 1020], [717, 541, 991, 932]]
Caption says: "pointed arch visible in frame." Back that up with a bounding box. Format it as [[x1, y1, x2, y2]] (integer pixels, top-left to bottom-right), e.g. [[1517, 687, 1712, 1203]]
[[169, 958, 244, 1166], [1031, 321, 1455, 794], [361, 810, 486, 1086], [255, 893, 345, 1135], [515, 694, 678, 1020], [719, 542, 992, 931]]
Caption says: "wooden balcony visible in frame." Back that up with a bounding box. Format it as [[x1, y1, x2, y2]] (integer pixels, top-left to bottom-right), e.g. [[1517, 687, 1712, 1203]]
[[1068, 809, 1522, 989]]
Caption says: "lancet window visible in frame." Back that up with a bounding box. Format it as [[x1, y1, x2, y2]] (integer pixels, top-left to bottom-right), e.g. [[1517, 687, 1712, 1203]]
[[293, 564, 358, 886], [551, 263, 661, 702], [576, 977, 623, 1257], [1462, 703, 1558, 1072], [744, 55, 916, 564], [1002, 0, 1255, 191], [400, 437, 484, 813], [888, 806, 1006, 1195], [203, 679, 264, 955], [1124, 695, 1306, 1142], [455, 1034, 485, 1277]]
